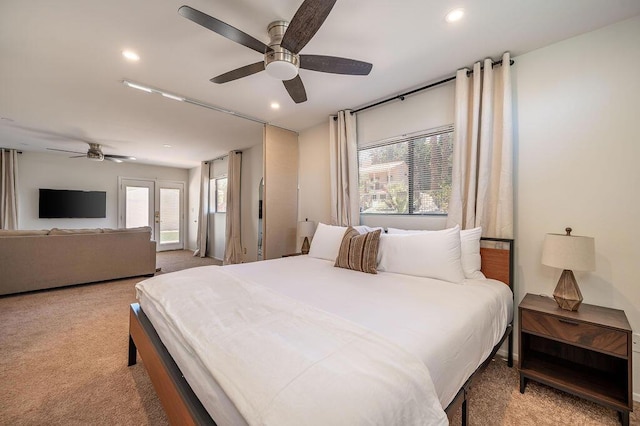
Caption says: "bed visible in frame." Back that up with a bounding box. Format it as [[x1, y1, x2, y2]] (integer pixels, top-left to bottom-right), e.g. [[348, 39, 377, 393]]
[[128, 227, 514, 426]]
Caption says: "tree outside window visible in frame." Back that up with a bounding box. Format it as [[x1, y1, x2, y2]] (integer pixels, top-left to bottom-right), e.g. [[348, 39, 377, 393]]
[[215, 177, 227, 213], [209, 177, 227, 213]]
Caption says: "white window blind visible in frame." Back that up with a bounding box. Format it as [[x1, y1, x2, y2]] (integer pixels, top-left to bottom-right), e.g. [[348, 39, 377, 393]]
[[358, 126, 453, 215]]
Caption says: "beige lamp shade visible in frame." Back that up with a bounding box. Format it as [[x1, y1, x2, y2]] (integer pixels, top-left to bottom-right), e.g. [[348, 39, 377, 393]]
[[541, 232, 595, 272], [297, 219, 315, 254], [297, 220, 316, 238]]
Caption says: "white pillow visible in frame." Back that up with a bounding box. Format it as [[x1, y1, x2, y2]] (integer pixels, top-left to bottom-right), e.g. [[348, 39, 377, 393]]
[[353, 225, 384, 235], [377, 226, 465, 283], [387, 226, 484, 279], [307, 223, 347, 261], [460, 227, 484, 279]]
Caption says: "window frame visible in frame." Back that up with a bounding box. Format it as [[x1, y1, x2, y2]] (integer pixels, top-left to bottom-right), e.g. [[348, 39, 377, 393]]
[[358, 125, 454, 217], [209, 176, 228, 213]]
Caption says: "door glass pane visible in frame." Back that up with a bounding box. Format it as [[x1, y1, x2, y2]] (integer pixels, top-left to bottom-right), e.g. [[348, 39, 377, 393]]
[[160, 188, 180, 244], [126, 186, 149, 228]]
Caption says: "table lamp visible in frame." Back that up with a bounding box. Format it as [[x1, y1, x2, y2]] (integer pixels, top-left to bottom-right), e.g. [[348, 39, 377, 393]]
[[541, 227, 595, 311], [298, 219, 315, 255]]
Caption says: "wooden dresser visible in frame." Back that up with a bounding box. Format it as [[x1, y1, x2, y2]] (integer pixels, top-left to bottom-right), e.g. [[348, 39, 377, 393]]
[[518, 293, 632, 425]]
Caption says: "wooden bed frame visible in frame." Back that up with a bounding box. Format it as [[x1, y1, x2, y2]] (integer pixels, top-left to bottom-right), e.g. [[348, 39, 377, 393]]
[[128, 237, 514, 426]]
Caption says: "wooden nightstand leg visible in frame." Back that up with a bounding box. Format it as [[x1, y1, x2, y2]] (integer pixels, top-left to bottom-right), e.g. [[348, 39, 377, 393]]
[[619, 410, 629, 426], [519, 374, 527, 394]]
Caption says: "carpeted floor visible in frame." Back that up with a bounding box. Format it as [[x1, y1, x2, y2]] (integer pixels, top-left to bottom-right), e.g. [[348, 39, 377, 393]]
[[0, 250, 636, 425]]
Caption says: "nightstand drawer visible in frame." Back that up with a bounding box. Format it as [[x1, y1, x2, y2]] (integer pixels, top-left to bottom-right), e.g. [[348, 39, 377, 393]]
[[521, 309, 627, 357]]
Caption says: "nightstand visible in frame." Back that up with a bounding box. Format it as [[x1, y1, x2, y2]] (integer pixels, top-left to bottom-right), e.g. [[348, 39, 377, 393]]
[[518, 293, 632, 425]]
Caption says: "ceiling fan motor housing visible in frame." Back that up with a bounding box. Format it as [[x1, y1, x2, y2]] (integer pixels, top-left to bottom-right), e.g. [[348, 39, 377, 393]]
[[265, 21, 299, 80], [87, 143, 105, 161]]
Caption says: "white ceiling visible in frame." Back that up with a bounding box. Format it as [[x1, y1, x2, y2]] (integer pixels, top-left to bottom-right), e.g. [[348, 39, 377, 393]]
[[1, 0, 639, 168]]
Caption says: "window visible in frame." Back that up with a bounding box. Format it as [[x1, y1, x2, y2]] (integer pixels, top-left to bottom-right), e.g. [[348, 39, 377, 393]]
[[358, 126, 453, 215], [209, 177, 228, 213]]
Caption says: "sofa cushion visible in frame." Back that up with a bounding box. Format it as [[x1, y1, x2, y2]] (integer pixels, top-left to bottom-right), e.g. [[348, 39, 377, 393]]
[[48, 228, 104, 235], [0, 229, 50, 236], [101, 226, 151, 234]]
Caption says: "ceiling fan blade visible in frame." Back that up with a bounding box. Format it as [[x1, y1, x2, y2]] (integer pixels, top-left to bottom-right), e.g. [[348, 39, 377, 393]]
[[105, 157, 124, 163], [300, 55, 372, 75], [282, 75, 307, 103], [47, 148, 85, 154], [178, 6, 271, 55], [281, 0, 337, 54], [70, 155, 86, 158], [105, 154, 136, 160], [211, 62, 265, 84]]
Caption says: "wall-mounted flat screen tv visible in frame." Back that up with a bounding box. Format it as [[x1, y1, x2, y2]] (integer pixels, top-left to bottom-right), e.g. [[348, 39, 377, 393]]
[[39, 189, 107, 218]]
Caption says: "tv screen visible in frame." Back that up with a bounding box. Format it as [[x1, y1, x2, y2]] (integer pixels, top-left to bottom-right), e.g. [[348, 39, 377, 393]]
[[39, 189, 107, 219]]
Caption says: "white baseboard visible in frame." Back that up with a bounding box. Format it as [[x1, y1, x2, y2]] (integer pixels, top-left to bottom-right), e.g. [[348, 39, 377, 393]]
[[495, 347, 518, 363]]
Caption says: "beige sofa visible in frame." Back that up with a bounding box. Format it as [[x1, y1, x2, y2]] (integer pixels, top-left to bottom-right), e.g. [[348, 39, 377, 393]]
[[0, 226, 156, 296]]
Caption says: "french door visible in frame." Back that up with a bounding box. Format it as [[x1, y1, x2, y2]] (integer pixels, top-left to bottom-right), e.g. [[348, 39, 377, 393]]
[[118, 178, 184, 251]]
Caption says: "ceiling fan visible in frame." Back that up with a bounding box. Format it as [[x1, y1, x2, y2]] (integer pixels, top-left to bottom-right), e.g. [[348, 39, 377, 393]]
[[47, 143, 136, 163], [178, 0, 373, 103]]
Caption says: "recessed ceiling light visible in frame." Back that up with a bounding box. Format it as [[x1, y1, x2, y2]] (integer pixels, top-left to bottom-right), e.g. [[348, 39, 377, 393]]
[[270, 102, 280, 110], [122, 50, 140, 61], [163, 144, 172, 148], [445, 8, 464, 23]]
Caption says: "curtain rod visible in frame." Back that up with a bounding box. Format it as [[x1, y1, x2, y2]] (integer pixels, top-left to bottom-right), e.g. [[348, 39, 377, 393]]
[[0, 147, 23, 154], [349, 58, 515, 115]]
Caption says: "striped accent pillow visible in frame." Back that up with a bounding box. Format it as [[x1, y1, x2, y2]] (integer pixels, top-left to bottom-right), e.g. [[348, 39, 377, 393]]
[[334, 227, 381, 274]]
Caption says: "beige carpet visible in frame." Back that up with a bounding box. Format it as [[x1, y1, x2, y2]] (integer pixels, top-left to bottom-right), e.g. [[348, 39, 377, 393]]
[[0, 250, 636, 425]]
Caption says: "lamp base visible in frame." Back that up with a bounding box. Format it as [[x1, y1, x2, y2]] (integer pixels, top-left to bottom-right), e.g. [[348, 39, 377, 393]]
[[301, 237, 310, 255], [553, 269, 583, 311]]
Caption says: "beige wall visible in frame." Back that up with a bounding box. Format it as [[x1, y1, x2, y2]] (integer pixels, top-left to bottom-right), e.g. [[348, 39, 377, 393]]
[[297, 15, 640, 399], [298, 121, 331, 226], [514, 15, 640, 398], [17, 151, 188, 230]]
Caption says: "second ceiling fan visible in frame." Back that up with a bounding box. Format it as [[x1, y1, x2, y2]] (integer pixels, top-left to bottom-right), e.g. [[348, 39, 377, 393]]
[[178, 0, 373, 104]]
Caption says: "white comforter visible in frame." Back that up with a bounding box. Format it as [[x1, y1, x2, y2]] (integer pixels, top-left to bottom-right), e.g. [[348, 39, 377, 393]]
[[137, 266, 448, 426]]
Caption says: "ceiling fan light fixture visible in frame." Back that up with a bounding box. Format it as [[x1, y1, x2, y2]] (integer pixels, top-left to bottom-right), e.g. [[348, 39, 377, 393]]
[[265, 60, 299, 81], [264, 20, 299, 81]]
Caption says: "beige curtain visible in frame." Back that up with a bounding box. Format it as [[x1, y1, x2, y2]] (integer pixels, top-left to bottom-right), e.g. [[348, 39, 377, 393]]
[[193, 161, 211, 257], [329, 110, 360, 226], [447, 52, 513, 238], [223, 151, 242, 265], [1, 149, 19, 230]]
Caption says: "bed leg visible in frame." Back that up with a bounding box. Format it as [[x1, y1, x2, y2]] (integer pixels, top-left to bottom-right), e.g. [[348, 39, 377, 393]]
[[461, 388, 469, 426], [128, 334, 137, 366], [507, 330, 514, 368]]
